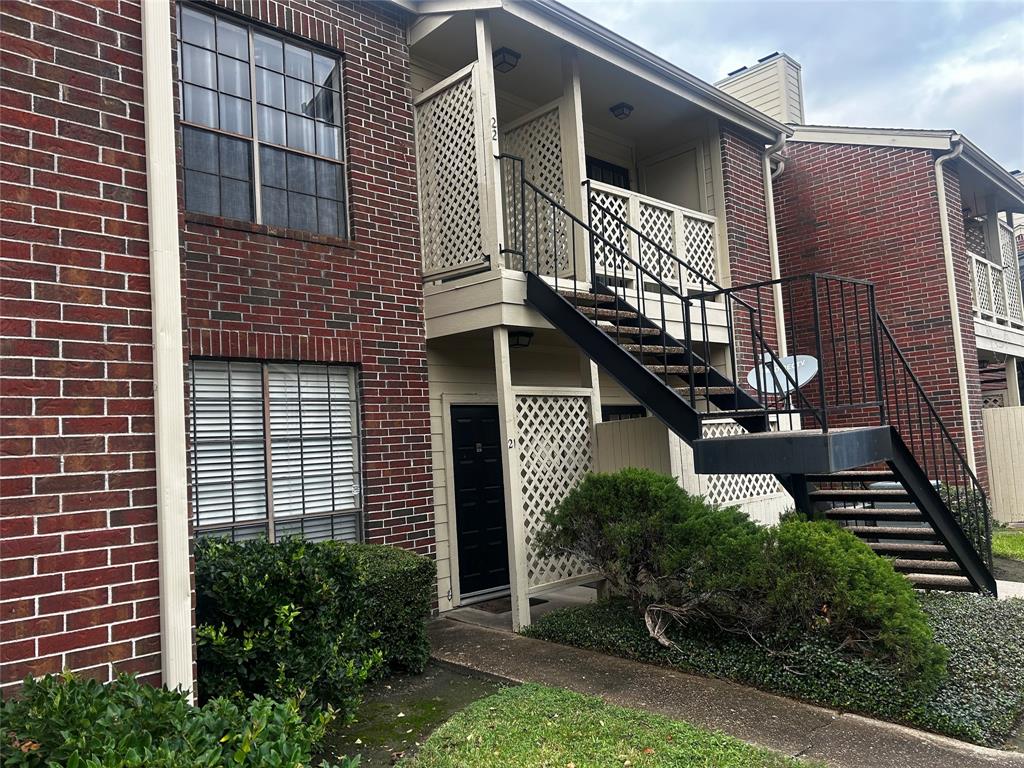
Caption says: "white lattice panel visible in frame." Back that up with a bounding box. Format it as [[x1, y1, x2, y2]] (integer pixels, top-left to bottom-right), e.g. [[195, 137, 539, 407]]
[[974, 258, 992, 313], [502, 108, 568, 275], [515, 394, 593, 588], [415, 71, 483, 277], [992, 268, 1007, 316], [682, 215, 718, 285], [965, 219, 987, 256], [590, 188, 631, 277], [982, 391, 1006, 409], [1000, 225, 1023, 322], [700, 420, 781, 504], [639, 201, 677, 282]]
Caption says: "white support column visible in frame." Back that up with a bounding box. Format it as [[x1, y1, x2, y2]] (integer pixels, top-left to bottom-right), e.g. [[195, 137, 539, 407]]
[[474, 12, 505, 272], [493, 327, 531, 630], [580, 353, 602, 457], [1007, 358, 1022, 407], [558, 46, 588, 280]]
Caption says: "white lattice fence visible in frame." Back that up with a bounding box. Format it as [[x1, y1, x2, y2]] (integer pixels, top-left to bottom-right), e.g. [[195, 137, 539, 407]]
[[514, 393, 594, 589], [414, 67, 484, 278], [973, 256, 993, 314], [502, 107, 568, 276], [999, 223, 1023, 323], [700, 419, 782, 504], [590, 186, 631, 277], [982, 391, 1007, 409]]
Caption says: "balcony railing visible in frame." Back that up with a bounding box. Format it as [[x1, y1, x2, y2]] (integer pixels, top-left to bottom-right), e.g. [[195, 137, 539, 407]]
[[586, 180, 720, 289], [971, 251, 1024, 328]]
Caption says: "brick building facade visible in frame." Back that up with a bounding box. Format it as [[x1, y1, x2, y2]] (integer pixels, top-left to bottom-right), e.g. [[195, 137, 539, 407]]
[[1, 0, 431, 692], [773, 139, 986, 480]]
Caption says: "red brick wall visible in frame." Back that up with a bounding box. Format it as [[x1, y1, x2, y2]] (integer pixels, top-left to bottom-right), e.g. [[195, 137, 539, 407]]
[[186, 0, 433, 553], [773, 141, 985, 481], [1, 0, 161, 691], [719, 124, 778, 389], [1, 0, 431, 693]]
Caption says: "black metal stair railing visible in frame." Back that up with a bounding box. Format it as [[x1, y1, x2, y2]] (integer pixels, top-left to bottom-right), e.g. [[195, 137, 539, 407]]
[[696, 273, 993, 569], [498, 153, 811, 421]]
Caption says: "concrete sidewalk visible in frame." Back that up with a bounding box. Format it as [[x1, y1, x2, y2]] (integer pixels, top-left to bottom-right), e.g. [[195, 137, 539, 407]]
[[429, 617, 1023, 768]]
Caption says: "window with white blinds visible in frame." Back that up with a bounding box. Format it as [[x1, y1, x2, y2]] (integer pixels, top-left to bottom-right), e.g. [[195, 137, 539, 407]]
[[189, 359, 361, 542]]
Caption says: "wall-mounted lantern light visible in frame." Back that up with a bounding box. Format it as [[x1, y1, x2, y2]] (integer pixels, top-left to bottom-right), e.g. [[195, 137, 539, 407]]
[[609, 102, 634, 120], [493, 47, 521, 73], [508, 330, 534, 349]]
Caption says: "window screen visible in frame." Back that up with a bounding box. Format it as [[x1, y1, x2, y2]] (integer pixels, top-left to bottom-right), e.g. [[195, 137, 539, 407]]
[[179, 5, 347, 236], [190, 359, 361, 541]]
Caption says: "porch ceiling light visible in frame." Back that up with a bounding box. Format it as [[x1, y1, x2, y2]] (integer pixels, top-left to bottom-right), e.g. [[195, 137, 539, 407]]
[[610, 102, 634, 120], [493, 47, 521, 73], [508, 330, 534, 349]]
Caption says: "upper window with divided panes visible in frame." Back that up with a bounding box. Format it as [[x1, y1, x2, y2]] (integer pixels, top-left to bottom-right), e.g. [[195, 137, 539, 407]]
[[178, 6, 348, 237]]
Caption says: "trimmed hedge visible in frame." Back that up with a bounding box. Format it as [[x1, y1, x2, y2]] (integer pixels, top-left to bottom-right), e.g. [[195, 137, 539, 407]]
[[524, 593, 1024, 747], [195, 538, 434, 720], [348, 542, 436, 678], [0, 672, 356, 768]]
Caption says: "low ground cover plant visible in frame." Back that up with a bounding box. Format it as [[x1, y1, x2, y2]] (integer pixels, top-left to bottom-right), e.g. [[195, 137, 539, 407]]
[[0, 672, 357, 768], [400, 683, 816, 767], [524, 593, 1024, 747], [195, 537, 434, 722], [538, 468, 946, 685]]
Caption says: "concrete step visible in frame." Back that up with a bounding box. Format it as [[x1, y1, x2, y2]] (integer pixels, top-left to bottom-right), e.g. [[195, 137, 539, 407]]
[[560, 290, 617, 304], [674, 386, 737, 397], [892, 558, 963, 574], [906, 573, 975, 592], [825, 508, 924, 522], [805, 470, 897, 484], [621, 343, 684, 355], [645, 364, 708, 375], [866, 541, 949, 558], [809, 488, 910, 503], [845, 525, 938, 540], [577, 306, 639, 320], [596, 322, 663, 336]]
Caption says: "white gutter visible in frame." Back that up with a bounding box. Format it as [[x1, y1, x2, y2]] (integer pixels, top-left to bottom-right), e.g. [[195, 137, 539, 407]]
[[763, 134, 788, 357], [141, 0, 193, 699], [934, 138, 977, 470]]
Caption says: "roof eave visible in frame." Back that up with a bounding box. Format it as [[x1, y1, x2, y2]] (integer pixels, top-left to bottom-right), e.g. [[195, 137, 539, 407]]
[[958, 136, 1024, 211]]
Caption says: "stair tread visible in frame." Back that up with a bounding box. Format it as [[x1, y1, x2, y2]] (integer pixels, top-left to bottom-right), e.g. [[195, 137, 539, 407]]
[[892, 559, 963, 573], [596, 323, 663, 336], [905, 573, 975, 591], [866, 542, 948, 555], [674, 386, 737, 396], [577, 306, 639, 319], [810, 489, 910, 499], [806, 470, 896, 483], [621, 343, 684, 354], [560, 290, 617, 304], [645, 364, 708, 375], [826, 508, 923, 520], [845, 525, 937, 539]]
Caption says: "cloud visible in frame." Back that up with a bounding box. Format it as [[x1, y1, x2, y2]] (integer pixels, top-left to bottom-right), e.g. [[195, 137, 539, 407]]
[[562, 0, 1024, 169]]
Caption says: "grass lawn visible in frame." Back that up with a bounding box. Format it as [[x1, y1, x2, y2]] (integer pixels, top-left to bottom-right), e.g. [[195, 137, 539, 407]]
[[994, 528, 1024, 561], [400, 683, 816, 768], [524, 594, 1024, 748]]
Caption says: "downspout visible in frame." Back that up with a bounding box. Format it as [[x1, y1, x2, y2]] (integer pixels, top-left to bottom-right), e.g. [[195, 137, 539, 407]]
[[763, 133, 788, 356], [142, 0, 194, 698], [934, 138, 977, 470]]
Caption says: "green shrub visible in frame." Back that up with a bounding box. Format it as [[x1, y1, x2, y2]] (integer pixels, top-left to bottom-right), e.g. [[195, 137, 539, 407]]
[[195, 537, 379, 718], [0, 672, 356, 768], [348, 542, 436, 677], [539, 469, 945, 684], [524, 593, 1024, 747]]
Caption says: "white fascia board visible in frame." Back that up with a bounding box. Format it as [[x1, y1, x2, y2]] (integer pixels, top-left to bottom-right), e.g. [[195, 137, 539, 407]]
[[790, 125, 956, 150], [959, 137, 1024, 211], [503, 0, 790, 142], [408, 13, 454, 46]]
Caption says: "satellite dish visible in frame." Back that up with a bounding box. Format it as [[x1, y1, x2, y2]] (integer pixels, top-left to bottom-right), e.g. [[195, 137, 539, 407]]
[[746, 353, 818, 394]]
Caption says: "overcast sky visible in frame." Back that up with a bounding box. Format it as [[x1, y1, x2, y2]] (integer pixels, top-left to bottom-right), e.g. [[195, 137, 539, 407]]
[[562, 0, 1024, 170]]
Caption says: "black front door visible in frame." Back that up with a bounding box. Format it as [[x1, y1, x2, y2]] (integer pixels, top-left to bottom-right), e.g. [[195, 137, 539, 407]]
[[451, 405, 509, 596]]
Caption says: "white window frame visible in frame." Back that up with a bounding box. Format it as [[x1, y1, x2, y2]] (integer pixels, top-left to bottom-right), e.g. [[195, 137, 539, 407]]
[[189, 359, 363, 542]]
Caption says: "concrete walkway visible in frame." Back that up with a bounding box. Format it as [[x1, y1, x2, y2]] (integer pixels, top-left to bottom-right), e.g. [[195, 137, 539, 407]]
[[429, 618, 1024, 768]]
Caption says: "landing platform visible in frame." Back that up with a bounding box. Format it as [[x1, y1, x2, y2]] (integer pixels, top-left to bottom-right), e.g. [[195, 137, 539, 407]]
[[692, 425, 894, 475]]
